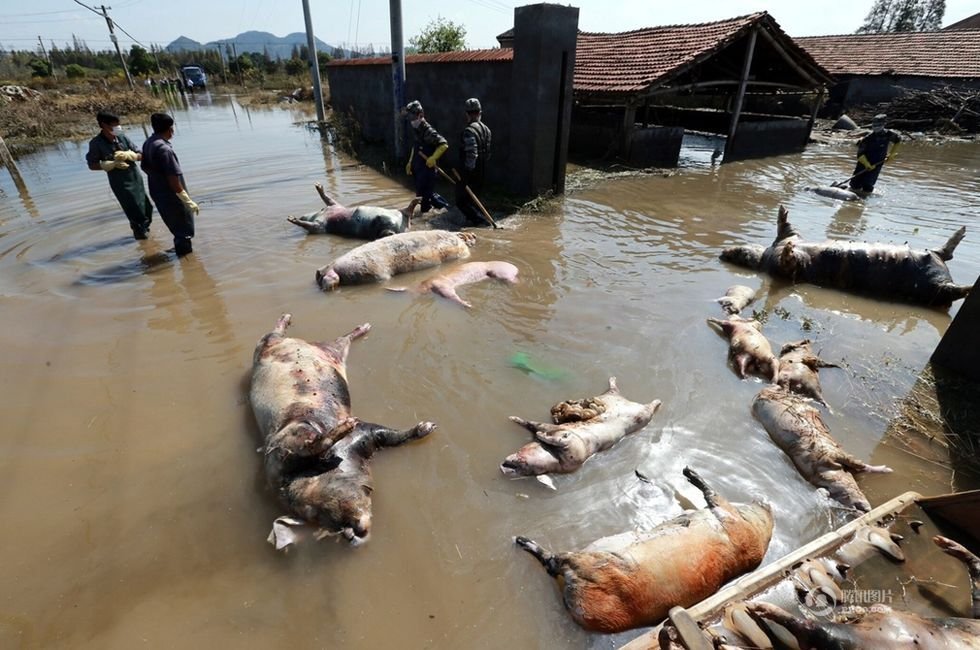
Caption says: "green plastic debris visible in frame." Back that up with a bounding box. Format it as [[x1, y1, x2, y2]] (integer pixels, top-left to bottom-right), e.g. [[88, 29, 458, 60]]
[[509, 352, 567, 381]]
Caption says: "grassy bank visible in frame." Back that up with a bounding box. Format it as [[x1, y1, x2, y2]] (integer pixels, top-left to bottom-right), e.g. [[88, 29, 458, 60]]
[[0, 75, 325, 152]]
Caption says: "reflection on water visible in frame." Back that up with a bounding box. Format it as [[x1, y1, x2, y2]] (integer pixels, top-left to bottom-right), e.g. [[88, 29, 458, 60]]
[[0, 95, 978, 649]]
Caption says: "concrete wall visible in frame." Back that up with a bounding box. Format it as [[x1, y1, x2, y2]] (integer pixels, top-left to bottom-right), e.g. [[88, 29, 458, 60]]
[[837, 75, 980, 106], [932, 275, 980, 381], [726, 118, 811, 162], [628, 126, 684, 167], [324, 3, 578, 197], [509, 4, 579, 195], [326, 61, 512, 186]]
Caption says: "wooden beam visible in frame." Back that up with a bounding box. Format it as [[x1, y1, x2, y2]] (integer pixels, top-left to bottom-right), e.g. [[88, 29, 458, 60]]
[[755, 25, 822, 87], [621, 102, 636, 158], [806, 85, 826, 142], [723, 27, 757, 162]]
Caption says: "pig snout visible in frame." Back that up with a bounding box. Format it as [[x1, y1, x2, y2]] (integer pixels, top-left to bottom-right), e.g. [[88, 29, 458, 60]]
[[316, 267, 340, 291]]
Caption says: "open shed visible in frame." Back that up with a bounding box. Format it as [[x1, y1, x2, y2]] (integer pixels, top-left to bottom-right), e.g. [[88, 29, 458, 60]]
[[566, 12, 833, 164]]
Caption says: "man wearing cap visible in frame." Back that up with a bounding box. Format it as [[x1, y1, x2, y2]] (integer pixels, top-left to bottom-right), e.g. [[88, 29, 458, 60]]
[[455, 97, 492, 226], [404, 100, 450, 213], [850, 114, 901, 193]]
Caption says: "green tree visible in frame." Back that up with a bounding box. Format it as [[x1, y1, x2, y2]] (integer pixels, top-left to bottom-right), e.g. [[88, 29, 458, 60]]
[[409, 16, 466, 53], [284, 57, 305, 76], [29, 58, 51, 77], [65, 63, 86, 78], [857, 0, 945, 32], [128, 45, 155, 76]]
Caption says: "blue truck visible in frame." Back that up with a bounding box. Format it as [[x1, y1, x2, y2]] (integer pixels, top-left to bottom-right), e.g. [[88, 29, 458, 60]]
[[180, 65, 207, 90]]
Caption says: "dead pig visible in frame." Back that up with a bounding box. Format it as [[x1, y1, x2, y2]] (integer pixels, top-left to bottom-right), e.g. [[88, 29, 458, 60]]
[[386, 260, 519, 308], [288, 182, 420, 240], [315, 230, 476, 291], [715, 284, 757, 315], [250, 314, 435, 546], [752, 386, 891, 512], [515, 468, 773, 633], [776, 339, 839, 410], [707, 316, 780, 382], [720, 205, 970, 306], [500, 377, 661, 477], [747, 536, 980, 648]]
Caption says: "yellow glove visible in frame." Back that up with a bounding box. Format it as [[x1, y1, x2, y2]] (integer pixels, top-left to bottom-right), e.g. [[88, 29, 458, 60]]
[[405, 150, 414, 175], [114, 150, 139, 162], [425, 143, 448, 169], [885, 142, 900, 162], [99, 159, 128, 171], [177, 190, 200, 215], [857, 155, 874, 171]]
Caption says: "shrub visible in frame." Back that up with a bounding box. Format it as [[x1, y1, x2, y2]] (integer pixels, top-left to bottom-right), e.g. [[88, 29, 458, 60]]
[[65, 64, 86, 79]]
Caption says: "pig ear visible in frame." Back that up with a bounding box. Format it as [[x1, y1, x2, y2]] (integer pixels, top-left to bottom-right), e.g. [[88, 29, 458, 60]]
[[267, 516, 310, 551], [606, 376, 619, 393]]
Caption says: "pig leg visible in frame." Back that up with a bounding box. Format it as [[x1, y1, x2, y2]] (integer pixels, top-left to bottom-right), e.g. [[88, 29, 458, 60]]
[[775, 205, 800, 242], [933, 535, 980, 618], [314, 323, 371, 365], [352, 420, 437, 457], [837, 452, 892, 474], [682, 467, 738, 516], [429, 280, 471, 309], [514, 536, 561, 576], [287, 215, 326, 234], [314, 182, 338, 206], [252, 313, 293, 363], [932, 226, 966, 261], [509, 416, 563, 438], [273, 313, 292, 335]]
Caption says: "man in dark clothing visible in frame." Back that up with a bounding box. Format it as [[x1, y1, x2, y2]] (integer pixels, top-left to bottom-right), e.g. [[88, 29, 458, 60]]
[[404, 100, 450, 213], [455, 97, 492, 226], [849, 113, 901, 193], [141, 112, 200, 256], [86, 111, 153, 240]]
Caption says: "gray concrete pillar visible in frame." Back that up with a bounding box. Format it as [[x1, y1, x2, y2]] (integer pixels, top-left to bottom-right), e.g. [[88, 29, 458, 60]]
[[508, 3, 579, 197], [932, 275, 980, 381]]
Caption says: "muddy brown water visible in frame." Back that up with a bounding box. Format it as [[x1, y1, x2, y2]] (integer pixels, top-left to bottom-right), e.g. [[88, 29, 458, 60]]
[[1, 95, 979, 649]]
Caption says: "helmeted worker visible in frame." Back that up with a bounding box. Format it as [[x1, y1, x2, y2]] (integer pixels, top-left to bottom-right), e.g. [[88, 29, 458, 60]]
[[404, 100, 450, 213], [85, 110, 153, 240], [849, 113, 901, 193], [141, 113, 200, 257], [455, 97, 492, 226]]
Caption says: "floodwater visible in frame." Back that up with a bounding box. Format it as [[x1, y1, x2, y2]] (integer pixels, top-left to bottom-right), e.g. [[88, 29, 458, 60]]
[[1, 94, 979, 649]]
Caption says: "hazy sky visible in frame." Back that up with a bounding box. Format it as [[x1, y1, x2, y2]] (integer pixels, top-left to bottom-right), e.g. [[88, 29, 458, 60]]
[[1, 0, 976, 54]]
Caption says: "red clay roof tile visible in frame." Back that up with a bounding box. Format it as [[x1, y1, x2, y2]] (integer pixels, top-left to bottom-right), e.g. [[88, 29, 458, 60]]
[[797, 30, 980, 78]]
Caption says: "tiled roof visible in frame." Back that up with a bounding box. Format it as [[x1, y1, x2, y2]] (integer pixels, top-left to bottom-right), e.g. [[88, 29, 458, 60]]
[[574, 12, 829, 96], [796, 30, 980, 78], [326, 48, 512, 67]]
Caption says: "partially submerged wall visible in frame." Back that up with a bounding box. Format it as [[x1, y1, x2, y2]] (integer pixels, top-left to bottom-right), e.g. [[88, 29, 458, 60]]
[[932, 275, 980, 382], [726, 118, 811, 161], [324, 3, 578, 197]]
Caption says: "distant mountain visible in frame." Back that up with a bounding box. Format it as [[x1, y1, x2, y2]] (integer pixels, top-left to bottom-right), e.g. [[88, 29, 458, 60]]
[[165, 31, 340, 60], [165, 36, 203, 52]]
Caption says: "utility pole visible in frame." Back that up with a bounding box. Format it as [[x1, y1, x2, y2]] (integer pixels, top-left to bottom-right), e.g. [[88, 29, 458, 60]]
[[231, 42, 245, 87], [302, 0, 326, 123], [100, 5, 135, 90], [37, 36, 56, 79], [73, 1, 134, 89], [389, 0, 406, 160]]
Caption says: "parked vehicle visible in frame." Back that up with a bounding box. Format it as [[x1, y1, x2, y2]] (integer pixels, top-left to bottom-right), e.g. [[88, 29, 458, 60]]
[[180, 65, 207, 90]]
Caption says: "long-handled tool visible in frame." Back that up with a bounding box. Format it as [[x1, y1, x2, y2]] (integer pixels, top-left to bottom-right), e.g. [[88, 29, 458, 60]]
[[433, 165, 499, 229], [831, 160, 882, 188]]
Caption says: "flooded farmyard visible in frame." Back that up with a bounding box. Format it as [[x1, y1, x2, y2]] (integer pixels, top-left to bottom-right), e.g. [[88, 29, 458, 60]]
[[1, 95, 979, 648]]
